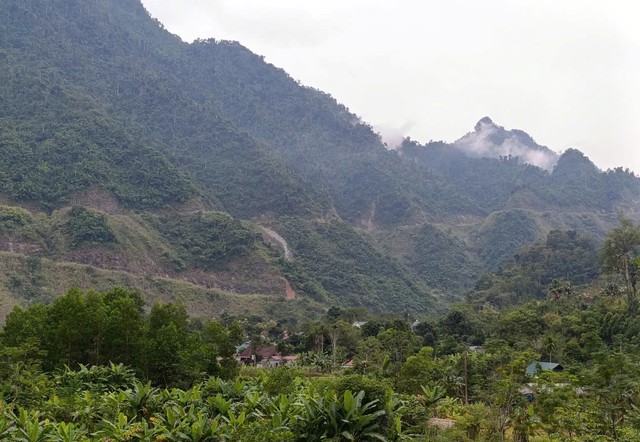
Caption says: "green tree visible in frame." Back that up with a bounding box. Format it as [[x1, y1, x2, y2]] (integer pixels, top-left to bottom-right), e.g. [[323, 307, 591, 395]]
[[201, 320, 243, 379], [588, 350, 640, 439], [396, 347, 438, 394], [601, 218, 640, 314], [46, 288, 96, 368], [353, 337, 388, 375], [144, 302, 192, 386], [378, 327, 420, 366], [101, 288, 146, 368]]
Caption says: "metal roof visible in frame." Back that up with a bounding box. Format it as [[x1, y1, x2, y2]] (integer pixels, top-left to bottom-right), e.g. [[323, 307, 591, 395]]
[[526, 361, 563, 376]]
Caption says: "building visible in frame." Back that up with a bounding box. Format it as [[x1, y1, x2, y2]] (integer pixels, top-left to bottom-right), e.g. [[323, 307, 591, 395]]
[[235, 344, 297, 367], [525, 361, 563, 377]]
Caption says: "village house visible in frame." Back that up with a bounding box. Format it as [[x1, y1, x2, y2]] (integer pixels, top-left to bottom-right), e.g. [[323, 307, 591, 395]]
[[525, 361, 564, 377], [235, 344, 297, 368]]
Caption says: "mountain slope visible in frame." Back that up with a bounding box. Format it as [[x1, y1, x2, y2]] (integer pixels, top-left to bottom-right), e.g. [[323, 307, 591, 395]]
[[400, 120, 640, 214], [0, 0, 445, 316], [181, 38, 481, 226], [0, 0, 331, 218], [0, 0, 639, 316]]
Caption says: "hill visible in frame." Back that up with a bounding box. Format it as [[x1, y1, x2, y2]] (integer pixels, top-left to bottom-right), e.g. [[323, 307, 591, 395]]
[[0, 0, 639, 319]]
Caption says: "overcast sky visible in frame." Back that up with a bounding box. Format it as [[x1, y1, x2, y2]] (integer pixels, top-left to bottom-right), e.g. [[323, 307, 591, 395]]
[[141, 0, 639, 174]]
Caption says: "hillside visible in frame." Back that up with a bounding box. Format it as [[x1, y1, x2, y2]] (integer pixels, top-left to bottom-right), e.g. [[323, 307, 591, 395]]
[[0, 0, 639, 319], [0, 198, 438, 319]]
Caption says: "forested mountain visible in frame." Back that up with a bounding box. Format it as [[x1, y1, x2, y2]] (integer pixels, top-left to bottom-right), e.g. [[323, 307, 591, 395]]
[[0, 0, 638, 320]]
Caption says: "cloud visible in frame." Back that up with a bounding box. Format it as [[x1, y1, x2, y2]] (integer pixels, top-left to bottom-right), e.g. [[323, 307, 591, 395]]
[[141, 0, 640, 174], [374, 121, 415, 150], [454, 118, 559, 170]]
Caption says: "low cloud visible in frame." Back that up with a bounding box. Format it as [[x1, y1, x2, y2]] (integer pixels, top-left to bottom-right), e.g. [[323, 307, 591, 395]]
[[454, 118, 559, 170], [375, 121, 414, 150]]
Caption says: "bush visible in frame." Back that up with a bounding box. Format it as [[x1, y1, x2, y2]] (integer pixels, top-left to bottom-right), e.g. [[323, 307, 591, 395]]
[[64, 206, 115, 248], [262, 367, 302, 396], [333, 375, 392, 411]]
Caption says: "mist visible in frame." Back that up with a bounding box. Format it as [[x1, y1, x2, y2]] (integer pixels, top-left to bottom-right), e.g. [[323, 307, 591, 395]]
[[375, 122, 415, 150], [453, 117, 559, 171]]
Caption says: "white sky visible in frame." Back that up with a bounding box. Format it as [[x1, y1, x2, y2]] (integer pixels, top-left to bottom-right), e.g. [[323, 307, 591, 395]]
[[141, 0, 640, 174]]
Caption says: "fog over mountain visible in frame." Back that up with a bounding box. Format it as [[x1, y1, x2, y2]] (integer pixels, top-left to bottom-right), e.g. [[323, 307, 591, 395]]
[[453, 117, 560, 171]]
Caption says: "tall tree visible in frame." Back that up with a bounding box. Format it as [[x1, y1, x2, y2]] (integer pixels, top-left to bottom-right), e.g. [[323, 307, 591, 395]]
[[601, 218, 640, 314]]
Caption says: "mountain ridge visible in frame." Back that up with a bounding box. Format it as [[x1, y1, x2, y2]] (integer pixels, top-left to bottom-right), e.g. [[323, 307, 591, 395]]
[[0, 0, 638, 320], [454, 116, 559, 170]]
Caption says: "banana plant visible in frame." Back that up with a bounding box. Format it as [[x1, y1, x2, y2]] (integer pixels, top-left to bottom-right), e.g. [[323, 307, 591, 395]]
[[166, 412, 222, 441], [295, 395, 326, 441], [0, 408, 16, 440], [206, 394, 231, 416], [419, 385, 446, 408], [48, 422, 88, 442], [14, 409, 49, 442], [123, 381, 159, 419], [93, 412, 148, 441], [215, 378, 246, 399], [334, 390, 387, 441], [224, 409, 246, 434]]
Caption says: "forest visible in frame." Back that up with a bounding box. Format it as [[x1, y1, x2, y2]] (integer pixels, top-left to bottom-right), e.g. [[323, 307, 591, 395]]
[[1, 219, 640, 441], [1, 0, 639, 317], [2, 1, 640, 440]]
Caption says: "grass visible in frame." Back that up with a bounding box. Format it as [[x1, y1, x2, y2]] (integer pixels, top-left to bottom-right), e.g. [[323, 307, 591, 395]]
[[0, 250, 325, 322], [0, 201, 327, 323]]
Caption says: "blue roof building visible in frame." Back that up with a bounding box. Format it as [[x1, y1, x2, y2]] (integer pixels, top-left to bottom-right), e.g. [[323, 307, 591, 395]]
[[526, 361, 563, 377]]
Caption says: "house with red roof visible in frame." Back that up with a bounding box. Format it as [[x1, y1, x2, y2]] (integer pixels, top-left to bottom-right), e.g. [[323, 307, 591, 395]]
[[235, 344, 297, 368]]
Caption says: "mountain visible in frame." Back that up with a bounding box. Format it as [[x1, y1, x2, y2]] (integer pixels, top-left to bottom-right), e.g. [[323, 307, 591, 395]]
[[0, 0, 639, 319], [400, 124, 640, 213], [0, 0, 438, 319], [398, 124, 640, 269], [453, 117, 559, 170]]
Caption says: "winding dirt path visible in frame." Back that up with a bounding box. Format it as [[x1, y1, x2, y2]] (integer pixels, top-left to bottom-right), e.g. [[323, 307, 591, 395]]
[[284, 279, 296, 300], [259, 226, 292, 260]]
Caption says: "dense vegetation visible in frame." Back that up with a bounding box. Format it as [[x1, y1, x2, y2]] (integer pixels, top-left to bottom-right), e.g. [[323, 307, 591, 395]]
[[1, 220, 640, 440], [402, 141, 640, 214], [147, 212, 260, 271], [65, 206, 116, 248], [0, 0, 330, 218], [0, 0, 639, 313], [2, 1, 640, 439], [469, 229, 600, 307], [474, 210, 542, 269], [183, 39, 481, 226], [407, 223, 481, 293], [275, 218, 434, 312], [2, 287, 242, 386]]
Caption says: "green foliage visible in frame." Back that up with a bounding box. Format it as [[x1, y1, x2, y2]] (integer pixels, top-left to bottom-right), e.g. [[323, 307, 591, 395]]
[[0, 76, 197, 210], [475, 209, 541, 269], [333, 375, 392, 413], [0, 0, 638, 320], [396, 347, 438, 394], [469, 229, 600, 307], [0, 207, 33, 232], [64, 207, 115, 248], [0, 0, 328, 217], [148, 211, 259, 270], [407, 223, 481, 294], [185, 39, 479, 227], [0, 288, 241, 386], [405, 141, 640, 215], [262, 367, 302, 396], [6, 260, 640, 440], [275, 218, 435, 313], [0, 206, 49, 253], [600, 217, 640, 314]]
